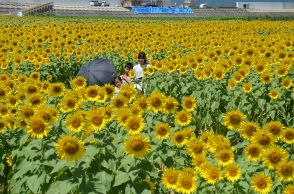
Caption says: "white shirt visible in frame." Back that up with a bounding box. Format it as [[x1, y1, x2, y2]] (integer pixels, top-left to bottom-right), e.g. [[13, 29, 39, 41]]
[[133, 63, 149, 79]]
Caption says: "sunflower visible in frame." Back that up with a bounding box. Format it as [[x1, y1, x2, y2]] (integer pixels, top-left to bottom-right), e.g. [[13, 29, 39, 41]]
[[269, 89, 279, 100], [86, 108, 106, 132], [223, 163, 241, 182], [163, 96, 179, 114], [48, 82, 65, 97], [275, 65, 289, 77], [129, 105, 143, 117], [242, 83, 253, 93], [182, 96, 197, 112], [251, 173, 272, 194], [245, 143, 263, 162], [154, 122, 170, 140], [66, 111, 85, 132], [70, 76, 87, 89], [29, 72, 40, 81], [133, 95, 148, 112], [24, 82, 40, 96], [192, 155, 206, 170], [182, 128, 196, 143], [0, 104, 8, 118], [281, 128, 294, 144], [110, 95, 127, 110], [223, 110, 246, 130], [147, 91, 166, 113], [213, 68, 225, 80], [104, 83, 115, 98], [252, 130, 274, 148], [125, 116, 144, 135], [175, 110, 192, 127], [239, 121, 260, 140], [27, 93, 45, 107], [35, 106, 57, 124], [56, 135, 85, 161], [201, 162, 222, 185], [120, 84, 137, 103], [115, 108, 132, 127], [216, 149, 234, 166], [124, 134, 150, 158], [283, 184, 294, 194], [0, 119, 7, 132], [26, 117, 50, 139], [276, 161, 294, 182], [281, 77, 292, 89], [59, 94, 82, 113], [228, 79, 237, 89], [18, 105, 35, 122], [175, 173, 197, 194], [84, 85, 100, 101], [262, 146, 288, 169], [264, 121, 285, 141], [171, 130, 187, 147], [161, 168, 179, 190], [260, 72, 273, 85], [186, 139, 206, 158], [6, 95, 19, 107]]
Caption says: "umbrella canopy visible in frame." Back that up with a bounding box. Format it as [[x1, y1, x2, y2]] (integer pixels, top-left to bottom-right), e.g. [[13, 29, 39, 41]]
[[77, 58, 116, 86]]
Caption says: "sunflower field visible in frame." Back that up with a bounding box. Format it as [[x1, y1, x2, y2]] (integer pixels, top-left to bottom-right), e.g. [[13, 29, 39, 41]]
[[0, 16, 293, 194]]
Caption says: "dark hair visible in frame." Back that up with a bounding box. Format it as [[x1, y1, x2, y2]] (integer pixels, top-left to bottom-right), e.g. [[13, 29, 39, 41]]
[[112, 75, 122, 85], [125, 62, 133, 69], [138, 52, 148, 64], [138, 52, 147, 60]]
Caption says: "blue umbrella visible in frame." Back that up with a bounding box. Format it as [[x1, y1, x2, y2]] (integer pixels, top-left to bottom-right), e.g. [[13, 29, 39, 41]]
[[77, 58, 116, 86]]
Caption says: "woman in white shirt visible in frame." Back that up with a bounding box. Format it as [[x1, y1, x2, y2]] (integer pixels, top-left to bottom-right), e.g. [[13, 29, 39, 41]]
[[133, 52, 149, 92]]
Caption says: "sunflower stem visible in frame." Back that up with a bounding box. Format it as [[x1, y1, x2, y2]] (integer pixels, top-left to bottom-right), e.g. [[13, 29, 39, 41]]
[[41, 139, 45, 162]]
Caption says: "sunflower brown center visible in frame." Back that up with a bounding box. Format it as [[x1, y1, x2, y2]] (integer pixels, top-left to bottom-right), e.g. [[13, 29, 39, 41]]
[[53, 86, 62, 93], [31, 97, 41, 105], [151, 98, 161, 107], [32, 120, 45, 134], [71, 118, 81, 128], [67, 99, 75, 108], [115, 99, 124, 108], [75, 79, 84, 86], [185, 100, 193, 108], [88, 89, 97, 97], [181, 179, 192, 189], [0, 89, 5, 97], [269, 125, 280, 135], [28, 86, 37, 93], [230, 115, 241, 125], [63, 141, 79, 154], [0, 122, 5, 129], [175, 134, 184, 143], [92, 115, 103, 126], [268, 152, 282, 164], [129, 120, 140, 130], [220, 153, 230, 162], [229, 169, 238, 176], [167, 174, 177, 184], [193, 144, 203, 154], [158, 127, 167, 135], [281, 165, 293, 177], [245, 126, 257, 136], [179, 113, 188, 122], [256, 179, 267, 189], [285, 131, 294, 140], [259, 135, 270, 146], [249, 147, 260, 157], [131, 140, 144, 151]]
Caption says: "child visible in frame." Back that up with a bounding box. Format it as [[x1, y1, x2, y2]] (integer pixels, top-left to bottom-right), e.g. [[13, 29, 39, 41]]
[[121, 62, 133, 85], [114, 75, 123, 95]]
